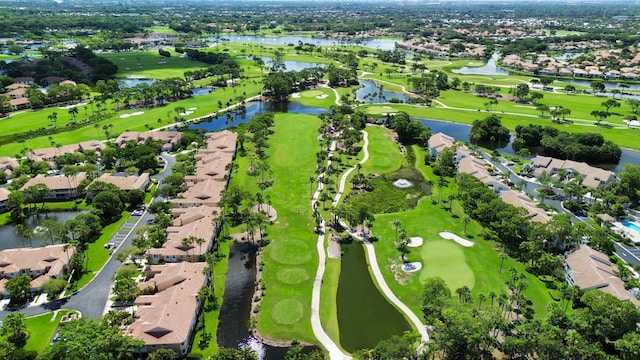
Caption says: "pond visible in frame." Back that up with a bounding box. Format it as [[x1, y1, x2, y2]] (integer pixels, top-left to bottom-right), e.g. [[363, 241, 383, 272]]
[[452, 53, 511, 76], [217, 242, 320, 359], [337, 241, 411, 352], [187, 101, 326, 132], [355, 80, 409, 103], [416, 117, 638, 173], [208, 35, 400, 51], [0, 210, 87, 250], [452, 53, 640, 91], [119, 78, 155, 88], [244, 56, 327, 72]]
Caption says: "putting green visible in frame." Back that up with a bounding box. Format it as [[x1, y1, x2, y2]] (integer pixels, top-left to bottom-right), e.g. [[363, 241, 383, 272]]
[[269, 239, 312, 265], [271, 299, 303, 325], [301, 90, 324, 97], [276, 268, 310, 284], [419, 239, 475, 291], [367, 105, 399, 115]]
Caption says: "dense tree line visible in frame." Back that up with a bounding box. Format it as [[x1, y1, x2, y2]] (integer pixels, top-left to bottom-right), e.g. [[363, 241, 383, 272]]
[[515, 124, 622, 164], [469, 115, 510, 146]]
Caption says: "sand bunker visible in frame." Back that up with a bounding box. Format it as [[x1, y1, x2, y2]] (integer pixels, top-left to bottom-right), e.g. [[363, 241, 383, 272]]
[[315, 94, 329, 99], [58, 102, 87, 110], [291, 93, 301, 98], [188, 107, 197, 111], [119, 111, 145, 119], [179, 111, 194, 116], [439, 231, 474, 247], [408, 237, 423, 247], [401, 262, 422, 273]]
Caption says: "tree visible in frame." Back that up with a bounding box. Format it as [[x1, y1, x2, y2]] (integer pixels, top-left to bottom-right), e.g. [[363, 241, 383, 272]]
[[148, 348, 178, 360], [1, 312, 27, 347], [591, 80, 605, 94], [601, 99, 620, 112], [5, 275, 32, 305], [113, 275, 140, 302], [39, 318, 144, 360], [68, 107, 79, 122], [91, 190, 123, 224], [41, 278, 68, 300], [421, 277, 451, 323], [626, 99, 640, 114]]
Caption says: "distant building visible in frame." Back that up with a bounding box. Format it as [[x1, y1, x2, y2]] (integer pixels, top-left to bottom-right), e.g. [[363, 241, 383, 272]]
[[0, 188, 11, 212], [457, 156, 505, 192], [127, 262, 207, 357], [499, 190, 551, 224], [531, 155, 615, 189], [115, 131, 183, 152]]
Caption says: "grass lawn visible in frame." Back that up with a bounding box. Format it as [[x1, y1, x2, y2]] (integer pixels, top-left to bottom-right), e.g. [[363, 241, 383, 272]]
[[361, 126, 404, 175], [290, 88, 337, 108], [357, 132, 553, 318], [190, 240, 232, 357], [70, 212, 131, 291], [99, 50, 209, 79], [22, 310, 78, 353], [229, 113, 321, 345]]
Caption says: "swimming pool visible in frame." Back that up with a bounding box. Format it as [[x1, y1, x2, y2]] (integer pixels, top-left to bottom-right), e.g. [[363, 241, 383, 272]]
[[621, 221, 640, 233]]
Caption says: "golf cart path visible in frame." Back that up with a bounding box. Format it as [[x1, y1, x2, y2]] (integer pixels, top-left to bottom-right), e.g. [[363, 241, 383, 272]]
[[333, 129, 430, 345], [310, 140, 351, 360]]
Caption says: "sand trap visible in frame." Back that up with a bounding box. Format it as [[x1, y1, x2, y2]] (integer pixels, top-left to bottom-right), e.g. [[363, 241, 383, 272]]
[[179, 111, 193, 116], [291, 93, 301, 98], [624, 119, 640, 126], [315, 94, 329, 99], [439, 231, 474, 247], [401, 262, 422, 273], [382, 106, 392, 109], [127, 75, 145, 79], [58, 102, 87, 110], [252, 204, 277, 221], [408, 237, 423, 247], [188, 107, 197, 111], [119, 111, 145, 119]]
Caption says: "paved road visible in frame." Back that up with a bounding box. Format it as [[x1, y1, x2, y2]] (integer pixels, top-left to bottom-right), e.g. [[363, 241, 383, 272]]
[[0, 153, 176, 320], [614, 242, 640, 268]]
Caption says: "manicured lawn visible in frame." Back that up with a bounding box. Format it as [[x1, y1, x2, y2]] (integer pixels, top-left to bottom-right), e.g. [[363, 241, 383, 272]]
[[71, 212, 131, 291], [230, 113, 321, 344], [290, 88, 338, 108], [320, 258, 343, 352], [190, 240, 232, 357], [23, 310, 78, 353], [357, 134, 553, 318], [361, 126, 404, 175], [99, 50, 210, 79]]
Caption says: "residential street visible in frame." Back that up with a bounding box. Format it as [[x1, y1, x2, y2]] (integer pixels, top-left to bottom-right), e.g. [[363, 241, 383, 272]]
[[0, 153, 175, 320]]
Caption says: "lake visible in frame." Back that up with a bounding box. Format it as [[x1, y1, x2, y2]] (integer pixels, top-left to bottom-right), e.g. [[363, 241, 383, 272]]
[[355, 80, 409, 103], [0, 210, 87, 250], [208, 35, 400, 51]]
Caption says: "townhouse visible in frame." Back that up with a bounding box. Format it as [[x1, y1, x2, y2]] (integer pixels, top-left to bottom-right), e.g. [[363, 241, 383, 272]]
[[0, 245, 75, 295]]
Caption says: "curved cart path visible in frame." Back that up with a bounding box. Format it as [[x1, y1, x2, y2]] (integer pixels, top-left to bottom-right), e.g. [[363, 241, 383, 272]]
[[333, 128, 430, 345], [310, 140, 352, 360]]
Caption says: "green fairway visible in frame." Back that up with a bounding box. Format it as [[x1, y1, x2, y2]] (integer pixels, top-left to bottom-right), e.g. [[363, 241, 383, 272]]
[[230, 113, 321, 344], [290, 88, 337, 108], [361, 126, 404, 175], [99, 50, 209, 79]]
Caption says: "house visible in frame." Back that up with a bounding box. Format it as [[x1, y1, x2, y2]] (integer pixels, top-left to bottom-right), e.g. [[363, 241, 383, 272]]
[[0, 245, 75, 294], [203, 130, 238, 154], [28, 141, 105, 163], [185, 151, 234, 185], [499, 190, 551, 223], [94, 173, 150, 192], [9, 98, 30, 111], [171, 179, 225, 209], [7, 87, 27, 99], [0, 156, 19, 175], [532, 156, 615, 189], [427, 132, 455, 159], [13, 77, 34, 85], [115, 131, 183, 152], [0, 188, 11, 212], [147, 211, 216, 263], [21, 172, 87, 200], [565, 245, 640, 305], [127, 262, 207, 357], [457, 156, 505, 192]]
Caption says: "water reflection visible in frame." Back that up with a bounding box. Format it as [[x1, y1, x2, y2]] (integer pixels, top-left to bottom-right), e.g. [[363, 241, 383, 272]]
[[355, 80, 409, 103], [0, 210, 87, 250]]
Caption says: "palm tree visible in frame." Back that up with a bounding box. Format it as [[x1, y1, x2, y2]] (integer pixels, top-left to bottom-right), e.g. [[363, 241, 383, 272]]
[[462, 216, 470, 235], [392, 219, 401, 244], [68, 107, 78, 123], [195, 237, 205, 256], [182, 237, 195, 258], [47, 112, 58, 128], [499, 252, 507, 275], [477, 293, 486, 310]]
